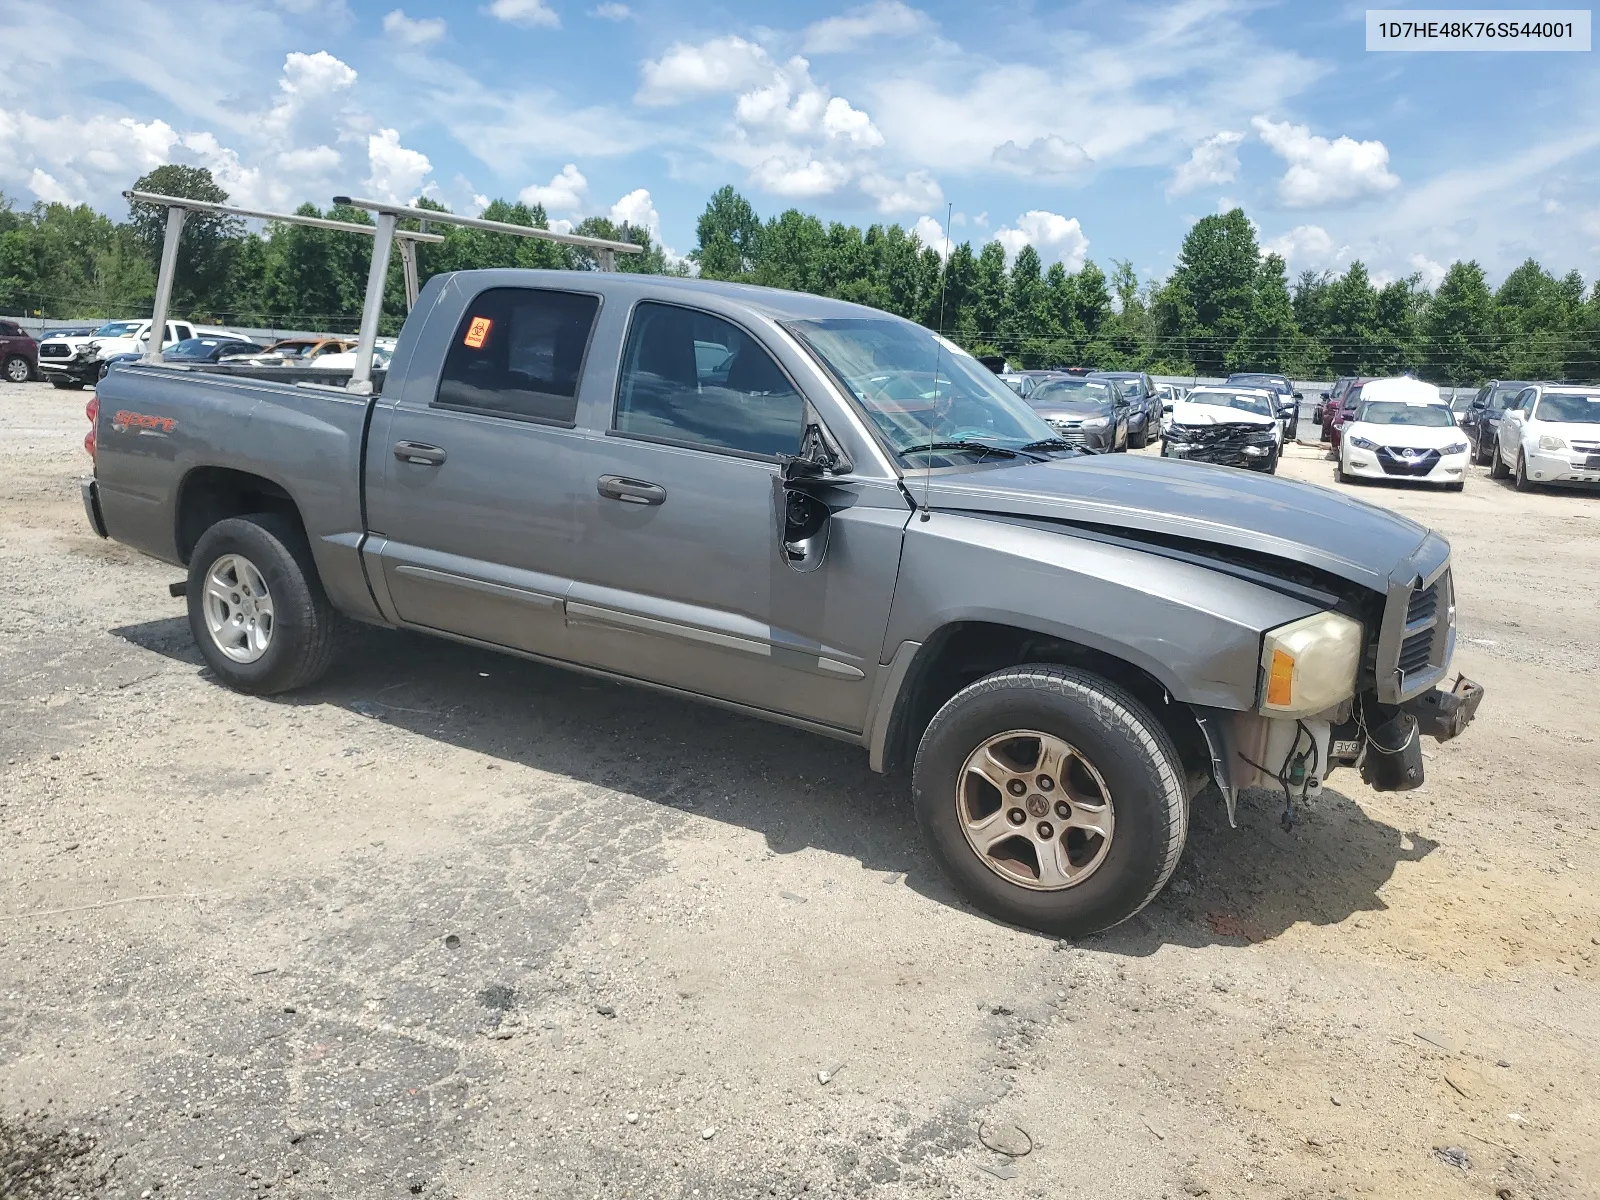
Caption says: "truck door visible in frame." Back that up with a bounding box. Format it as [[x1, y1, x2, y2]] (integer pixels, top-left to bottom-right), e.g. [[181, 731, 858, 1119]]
[[363, 285, 605, 658], [558, 300, 908, 734]]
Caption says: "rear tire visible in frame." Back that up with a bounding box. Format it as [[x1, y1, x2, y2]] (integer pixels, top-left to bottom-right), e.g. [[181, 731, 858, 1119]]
[[50, 379, 85, 390], [1128, 427, 1148, 450], [187, 514, 335, 695], [3, 355, 30, 383], [911, 664, 1188, 938], [1488, 442, 1509, 479]]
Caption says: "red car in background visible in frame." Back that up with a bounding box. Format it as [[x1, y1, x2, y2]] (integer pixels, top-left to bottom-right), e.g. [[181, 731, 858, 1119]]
[[1324, 378, 1374, 449], [1, 319, 38, 383]]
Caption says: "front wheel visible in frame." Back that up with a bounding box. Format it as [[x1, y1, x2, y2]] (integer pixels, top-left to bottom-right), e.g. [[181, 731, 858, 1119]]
[[1514, 453, 1536, 493], [187, 514, 336, 695], [3, 355, 30, 383], [1128, 425, 1148, 450], [1488, 443, 1509, 479], [911, 665, 1188, 938]]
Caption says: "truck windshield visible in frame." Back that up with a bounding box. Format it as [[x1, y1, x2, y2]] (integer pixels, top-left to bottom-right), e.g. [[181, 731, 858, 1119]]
[[95, 322, 142, 337], [1534, 393, 1600, 423], [786, 317, 1056, 459]]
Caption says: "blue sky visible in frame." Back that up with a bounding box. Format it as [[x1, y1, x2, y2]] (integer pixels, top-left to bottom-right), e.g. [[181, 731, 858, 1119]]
[[2, 0, 1597, 288]]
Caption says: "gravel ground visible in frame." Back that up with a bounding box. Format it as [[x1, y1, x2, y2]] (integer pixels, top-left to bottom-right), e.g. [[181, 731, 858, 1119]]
[[1, 380, 1596, 1200]]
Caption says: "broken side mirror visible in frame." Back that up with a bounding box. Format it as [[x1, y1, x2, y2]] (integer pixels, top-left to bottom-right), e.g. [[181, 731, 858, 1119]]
[[779, 424, 843, 573]]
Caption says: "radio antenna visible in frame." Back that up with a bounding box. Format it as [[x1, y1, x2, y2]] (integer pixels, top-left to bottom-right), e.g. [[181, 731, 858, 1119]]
[[922, 201, 955, 521]]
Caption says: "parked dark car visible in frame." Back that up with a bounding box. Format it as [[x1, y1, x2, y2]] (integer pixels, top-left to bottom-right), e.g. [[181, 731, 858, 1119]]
[[1025, 376, 1129, 452], [1087, 371, 1159, 447], [1315, 376, 1355, 432], [1324, 378, 1374, 448], [99, 336, 264, 380], [1225, 372, 1301, 440], [1463, 379, 1536, 466], [0, 319, 38, 383]]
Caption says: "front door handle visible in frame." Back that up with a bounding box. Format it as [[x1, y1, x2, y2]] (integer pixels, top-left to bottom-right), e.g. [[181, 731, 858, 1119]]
[[597, 475, 666, 506], [394, 441, 446, 466]]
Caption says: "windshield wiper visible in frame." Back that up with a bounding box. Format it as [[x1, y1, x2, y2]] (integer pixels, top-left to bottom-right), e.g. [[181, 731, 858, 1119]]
[[1018, 437, 1086, 455], [902, 439, 1025, 461]]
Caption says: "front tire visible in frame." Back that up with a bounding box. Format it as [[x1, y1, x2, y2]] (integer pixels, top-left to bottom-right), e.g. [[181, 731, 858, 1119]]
[[187, 514, 335, 695], [1514, 453, 1535, 493], [1488, 441, 1510, 479], [1128, 424, 1148, 450], [3, 355, 30, 383], [911, 665, 1188, 938]]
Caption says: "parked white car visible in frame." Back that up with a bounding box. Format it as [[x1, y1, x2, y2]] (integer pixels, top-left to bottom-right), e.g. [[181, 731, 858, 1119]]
[[1160, 386, 1283, 472], [1489, 383, 1600, 491], [1336, 383, 1467, 491], [36, 319, 198, 372]]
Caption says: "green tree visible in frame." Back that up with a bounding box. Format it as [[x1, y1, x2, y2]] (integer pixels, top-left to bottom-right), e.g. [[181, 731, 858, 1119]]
[[1160, 208, 1259, 374], [1421, 260, 1498, 384], [1321, 261, 1380, 375], [127, 164, 241, 316], [1232, 252, 1298, 373], [693, 186, 762, 280]]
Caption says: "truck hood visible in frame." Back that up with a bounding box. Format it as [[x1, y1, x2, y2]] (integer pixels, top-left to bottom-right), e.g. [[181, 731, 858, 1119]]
[[921, 452, 1434, 592], [1169, 401, 1275, 427]]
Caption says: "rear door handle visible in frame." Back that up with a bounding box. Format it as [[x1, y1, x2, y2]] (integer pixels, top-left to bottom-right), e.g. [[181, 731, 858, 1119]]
[[394, 441, 446, 466], [597, 475, 666, 506]]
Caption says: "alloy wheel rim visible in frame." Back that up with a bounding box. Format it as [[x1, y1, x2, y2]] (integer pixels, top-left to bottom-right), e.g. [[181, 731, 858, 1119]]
[[201, 553, 275, 664], [5, 359, 27, 382], [956, 730, 1115, 891]]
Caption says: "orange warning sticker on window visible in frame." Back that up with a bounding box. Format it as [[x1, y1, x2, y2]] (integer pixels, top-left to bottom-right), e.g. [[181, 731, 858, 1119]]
[[463, 316, 492, 349]]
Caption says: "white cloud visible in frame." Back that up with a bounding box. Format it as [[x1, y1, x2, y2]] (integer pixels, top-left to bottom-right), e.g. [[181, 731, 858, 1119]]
[[28, 168, 75, 205], [751, 155, 852, 197], [1252, 117, 1399, 208], [1167, 130, 1244, 197], [517, 162, 588, 212], [860, 169, 942, 213], [1408, 253, 1447, 289], [485, 0, 560, 29], [802, 1, 928, 52], [636, 36, 773, 105], [991, 135, 1092, 179], [277, 49, 357, 98], [1261, 223, 1348, 271], [913, 214, 951, 258], [609, 187, 658, 235], [991, 210, 1089, 270], [383, 9, 446, 44], [821, 96, 883, 147], [365, 128, 432, 201], [588, 2, 631, 17], [276, 144, 342, 174]]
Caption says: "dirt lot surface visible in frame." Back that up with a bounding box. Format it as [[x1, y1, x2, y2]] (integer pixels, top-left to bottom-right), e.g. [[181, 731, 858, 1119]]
[[2, 379, 1596, 1200]]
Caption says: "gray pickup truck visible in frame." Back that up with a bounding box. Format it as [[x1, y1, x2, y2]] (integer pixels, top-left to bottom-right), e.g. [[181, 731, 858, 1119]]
[[82, 270, 1483, 937]]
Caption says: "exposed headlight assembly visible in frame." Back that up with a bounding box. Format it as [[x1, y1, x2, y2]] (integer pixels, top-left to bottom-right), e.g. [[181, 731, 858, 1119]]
[[1349, 436, 1379, 451], [1259, 611, 1363, 718], [1441, 441, 1469, 455]]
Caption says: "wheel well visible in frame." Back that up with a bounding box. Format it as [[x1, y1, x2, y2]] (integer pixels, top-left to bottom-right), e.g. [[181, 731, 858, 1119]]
[[175, 467, 305, 564], [881, 622, 1213, 790]]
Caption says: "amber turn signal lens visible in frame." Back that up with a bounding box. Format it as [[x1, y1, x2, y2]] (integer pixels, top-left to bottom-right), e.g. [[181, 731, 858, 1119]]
[[1266, 649, 1295, 707]]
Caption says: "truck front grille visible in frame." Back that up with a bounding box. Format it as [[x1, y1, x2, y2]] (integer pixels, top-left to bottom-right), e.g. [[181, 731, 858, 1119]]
[[39, 344, 70, 358], [1376, 563, 1453, 703]]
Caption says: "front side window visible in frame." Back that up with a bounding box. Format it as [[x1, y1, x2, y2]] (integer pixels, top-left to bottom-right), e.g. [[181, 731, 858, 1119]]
[[437, 287, 600, 424], [1489, 385, 1524, 410], [788, 316, 1055, 461], [614, 302, 802, 457]]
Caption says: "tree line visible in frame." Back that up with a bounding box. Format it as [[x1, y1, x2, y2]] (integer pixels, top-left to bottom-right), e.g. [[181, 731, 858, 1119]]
[[2, 166, 1595, 384]]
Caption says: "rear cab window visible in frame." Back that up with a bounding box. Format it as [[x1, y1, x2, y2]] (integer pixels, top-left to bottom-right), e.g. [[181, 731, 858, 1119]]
[[435, 286, 602, 425], [612, 301, 803, 458]]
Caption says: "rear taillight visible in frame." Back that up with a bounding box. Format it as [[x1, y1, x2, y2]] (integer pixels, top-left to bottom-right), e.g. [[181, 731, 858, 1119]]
[[84, 396, 98, 460]]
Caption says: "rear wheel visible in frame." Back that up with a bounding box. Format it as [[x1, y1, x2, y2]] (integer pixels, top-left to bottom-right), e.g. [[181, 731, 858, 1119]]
[[50, 378, 85, 390], [3, 355, 30, 383], [187, 514, 335, 695], [1128, 425, 1148, 450], [911, 665, 1188, 938]]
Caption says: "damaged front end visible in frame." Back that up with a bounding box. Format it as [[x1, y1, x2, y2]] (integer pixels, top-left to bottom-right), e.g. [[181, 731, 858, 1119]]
[[1164, 420, 1278, 469], [1195, 535, 1484, 826]]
